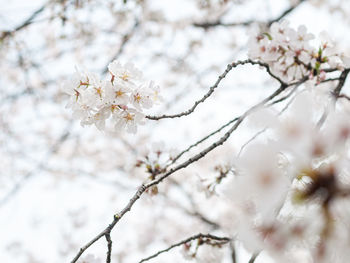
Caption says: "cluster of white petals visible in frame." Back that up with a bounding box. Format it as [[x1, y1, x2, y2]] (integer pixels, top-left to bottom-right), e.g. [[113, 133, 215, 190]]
[[225, 91, 350, 263], [63, 61, 161, 133], [135, 142, 178, 183], [249, 21, 345, 83]]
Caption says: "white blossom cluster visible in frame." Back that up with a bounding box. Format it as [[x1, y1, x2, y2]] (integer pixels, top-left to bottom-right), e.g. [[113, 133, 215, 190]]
[[249, 21, 344, 83], [64, 61, 161, 133], [225, 91, 350, 263], [136, 142, 178, 180]]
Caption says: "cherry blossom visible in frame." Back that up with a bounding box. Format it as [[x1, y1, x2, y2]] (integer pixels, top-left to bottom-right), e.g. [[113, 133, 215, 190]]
[[224, 90, 350, 263], [64, 60, 160, 133], [248, 21, 345, 83]]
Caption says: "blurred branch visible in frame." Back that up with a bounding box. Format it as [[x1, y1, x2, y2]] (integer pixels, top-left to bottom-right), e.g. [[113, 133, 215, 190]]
[[267, 0, 306, 26], [0, 121, 72, 207], [167, 178, 220, 229], [102, 19, 140, 75], [248, 252, 260, 263], [193, 0, 306, 29], [230, 242, 237, 263], [0, 2, 48, 41], [194, 20, 253, 28], [138, 233, 230, 263]]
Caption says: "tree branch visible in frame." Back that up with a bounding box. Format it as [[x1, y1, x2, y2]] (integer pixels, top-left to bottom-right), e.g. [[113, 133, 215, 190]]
[[333, 68, 350, 97], [337, 93, 350, 101], [146, 59, 287, 121], [267, 0, 306, 27], [0, 122, 71, 207], [194, 0, 306, 29], [168, 117, 239, 166], [230, 242, 237, 263], [0, 2, 47, 41], [138, 233, 231, 263], [248, 252, 260, 263], [71, 60, 313, 262], [102, 19, 140, 75], [105, 233, 112, 263]]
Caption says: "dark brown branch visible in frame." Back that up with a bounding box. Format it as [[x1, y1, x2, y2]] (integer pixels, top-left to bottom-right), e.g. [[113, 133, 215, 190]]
[[105, 233, 112, 263], [337, 93, 350, 101], [318, 77, 341, 84], [146, 62, 236, 120], [146, 59, 287, 121], [138, 233, 231, 263], [70, 183, 147, 263], [333, 68, 350, 97], [71, 231, 107, 263]]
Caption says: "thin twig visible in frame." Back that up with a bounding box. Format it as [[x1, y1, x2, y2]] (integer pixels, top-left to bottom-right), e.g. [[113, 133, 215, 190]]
[[337, 93, 350, 101], [146, 59, 287, 121], [1, 2, 47, 41], [237, 129, 266, 157], [267, 0, 306, 26], [170, 75, 306, 167], [193, 20, 254, 29], [167, 178, 220, 229], [102, 19, 140, 74], [267, 85, 298, 106], [138, 233, 230, 263], [194, 0, 306, 29], [168, 117, 239, 166]]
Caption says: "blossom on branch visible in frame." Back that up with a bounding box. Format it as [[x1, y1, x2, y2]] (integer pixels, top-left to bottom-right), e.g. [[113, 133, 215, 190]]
[[249, 21, 345, 83], [63, 61, 160, 133], [224, 91, 350, 263]]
